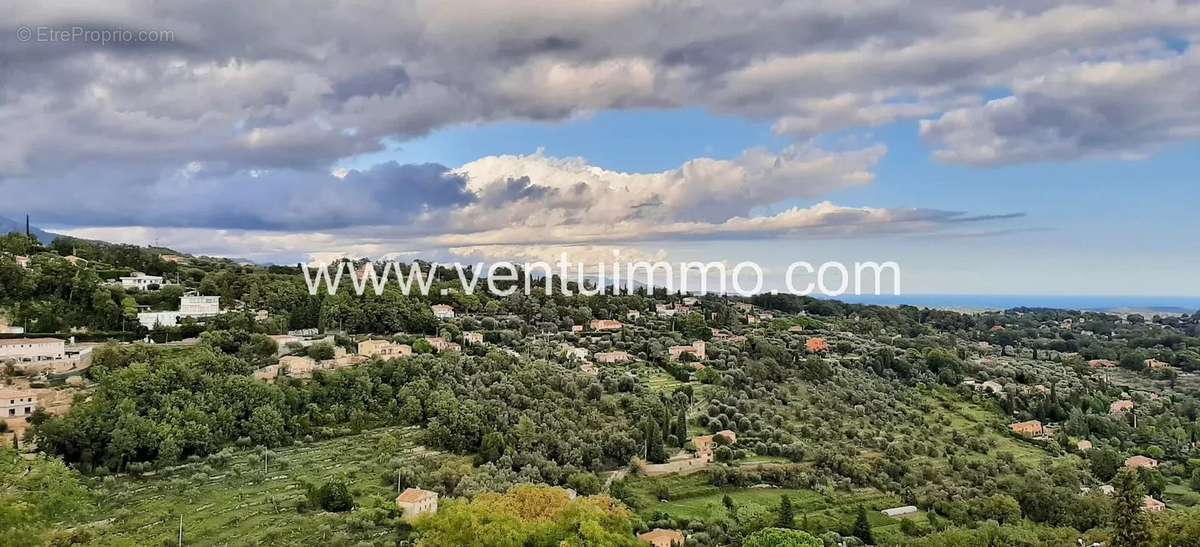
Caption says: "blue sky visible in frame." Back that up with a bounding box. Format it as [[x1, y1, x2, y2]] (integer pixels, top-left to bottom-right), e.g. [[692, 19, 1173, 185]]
[[334, 108, 1200, 296]]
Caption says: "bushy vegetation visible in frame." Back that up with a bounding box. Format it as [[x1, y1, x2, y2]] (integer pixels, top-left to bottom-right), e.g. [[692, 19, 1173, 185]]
[[5, 233, 1200, 545]]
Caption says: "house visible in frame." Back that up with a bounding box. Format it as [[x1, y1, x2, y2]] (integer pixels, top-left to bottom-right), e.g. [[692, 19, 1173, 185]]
[[1143, 496, 1166, 512], [682, 297, 700, 306], [733, 302, 753, 312], [137, 294, 221, 328], [1088, 359, 1117, 369], [11, 255, 30, 268], [1144, 358, 1171, 370], [637, 528, 685, 547], [1077, 440, 1093, 451], [589, 319, 623, 331], [805, 337, 829, 353], [1109, 400, 1135, 414], [279, 356, 317, 378], [63, 255, 87, 266], [160, 254, 187, 264], [1125, 455, 1158, 470], [595, 351, 632, 364], [119, 272, 165, 290], [357, 339, 412, 358], [787, 325, 805, 333], [655, 304, 677, 318], [745, 314, 759, 324], [0, 338, 66, 362], [880, 506, 919, 518], [757, 312, 774, 321], [463, 332, 484, 345], [1009, 420, 1044, 437], [579, 363, 598, 375], [668, 341, 706, 361], [571, 325, 584, 333], [395, 488, 439, 520], [692, 430, 737, 459], [180, 295, 220, 315], [0, 389, 37, 418], [559, 344, 588, 360], [431, 304, 455, 320], [626, 310, 641, 320], [425, 336, 461, 353]]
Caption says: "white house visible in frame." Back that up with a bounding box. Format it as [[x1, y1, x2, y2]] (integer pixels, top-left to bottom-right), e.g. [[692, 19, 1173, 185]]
[[431, 304, 455, 320], [179, 295, 220, 315], [395, 488, 438, 520], [0, 388, 37, 418], [137, 294, 221, 328], [0, 338, 66, 362], [119, 272, 165, 290]]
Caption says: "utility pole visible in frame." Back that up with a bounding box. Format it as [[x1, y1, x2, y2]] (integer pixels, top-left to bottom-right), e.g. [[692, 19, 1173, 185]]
[[177, 514, 183, 547]]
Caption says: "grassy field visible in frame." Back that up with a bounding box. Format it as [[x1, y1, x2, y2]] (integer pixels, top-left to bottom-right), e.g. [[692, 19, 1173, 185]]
[[637, 367, 687, 392], [622, 472, 921, 542], [68, 427, 447, 546], [924, 390, 1051, 467]]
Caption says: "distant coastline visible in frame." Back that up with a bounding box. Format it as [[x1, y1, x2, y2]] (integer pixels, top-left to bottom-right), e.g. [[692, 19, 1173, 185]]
[[832, 294, 1200, 315]]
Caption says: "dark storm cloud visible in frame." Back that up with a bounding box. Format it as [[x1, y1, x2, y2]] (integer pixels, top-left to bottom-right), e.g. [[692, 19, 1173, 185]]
[[0, 161, 474, 231]]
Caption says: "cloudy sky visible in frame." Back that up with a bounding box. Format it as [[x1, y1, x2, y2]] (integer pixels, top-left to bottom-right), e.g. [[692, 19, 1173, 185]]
[[2, 1, 1198, 295]]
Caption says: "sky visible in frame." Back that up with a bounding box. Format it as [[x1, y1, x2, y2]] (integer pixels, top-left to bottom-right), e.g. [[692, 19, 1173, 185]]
[[2, 1, 1199, 296]]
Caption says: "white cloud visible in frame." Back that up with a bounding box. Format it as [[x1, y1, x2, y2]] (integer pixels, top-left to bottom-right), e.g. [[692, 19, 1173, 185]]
[[2, 0, 1197, 178], [921, 47, 1200, 164]]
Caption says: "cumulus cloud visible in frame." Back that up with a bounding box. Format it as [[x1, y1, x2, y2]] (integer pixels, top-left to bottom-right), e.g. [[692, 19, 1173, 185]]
[[1, 0, 1196, 178], [453, 145, 885, 227], [920, 47, 1200, 164], [48, 149, 1021, 264]]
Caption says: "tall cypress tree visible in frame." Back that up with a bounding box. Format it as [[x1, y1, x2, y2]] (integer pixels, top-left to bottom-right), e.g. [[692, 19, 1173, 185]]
[[1111, 469, 1151, 547], [852, 505, 875, 545], [777, 494, 795, 528]]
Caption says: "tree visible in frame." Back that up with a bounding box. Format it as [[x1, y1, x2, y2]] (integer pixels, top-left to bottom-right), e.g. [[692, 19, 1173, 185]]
[[743, 528, 821, 547], [1089, 447, 1123, 482], [1111, 469, 1150, 547], [477, 431, 506, 464], [852, 505, 875, 545], [306, 342, 336, 361], [777, 494, 795, 528], [311, 479, 354, 512]]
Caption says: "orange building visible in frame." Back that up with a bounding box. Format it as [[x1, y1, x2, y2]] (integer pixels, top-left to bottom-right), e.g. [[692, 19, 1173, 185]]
[[805, 337, 829, 353]]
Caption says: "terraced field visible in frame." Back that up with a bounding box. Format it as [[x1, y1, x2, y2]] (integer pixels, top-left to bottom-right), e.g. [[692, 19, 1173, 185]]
[[69, 427, 445, 546], [623, 472, 923, 542]]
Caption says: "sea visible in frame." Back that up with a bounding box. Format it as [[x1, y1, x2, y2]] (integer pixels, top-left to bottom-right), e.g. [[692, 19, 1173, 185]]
[[829, 294, 1200, 315]]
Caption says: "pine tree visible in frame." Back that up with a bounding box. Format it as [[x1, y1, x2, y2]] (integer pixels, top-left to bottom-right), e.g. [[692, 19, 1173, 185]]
[[852, 505, 875, 545], [777, 494, 795, 528], [1111, 469, 1151, 547]]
